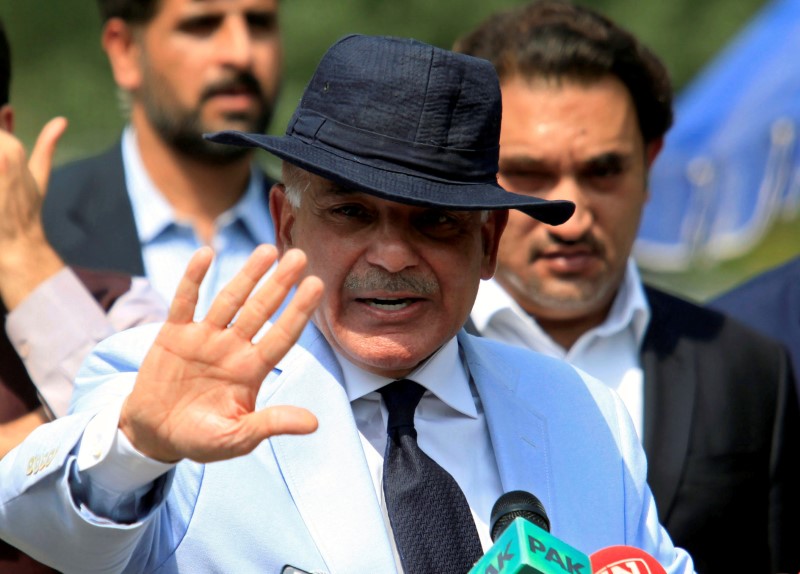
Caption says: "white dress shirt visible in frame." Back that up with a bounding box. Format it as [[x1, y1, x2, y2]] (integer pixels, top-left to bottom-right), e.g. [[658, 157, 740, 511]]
[[336, 339, 503, 570], [122, 126, 275, 317], [75, 337, 504, 572], [471, 259, 651, 440]]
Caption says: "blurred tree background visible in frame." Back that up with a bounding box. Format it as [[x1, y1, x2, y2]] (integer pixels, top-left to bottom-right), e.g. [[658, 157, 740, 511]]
[[3, 0, 794, 301]]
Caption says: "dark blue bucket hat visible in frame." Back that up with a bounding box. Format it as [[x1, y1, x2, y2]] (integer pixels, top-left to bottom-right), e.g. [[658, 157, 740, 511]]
[[206, 34, 574, 225]]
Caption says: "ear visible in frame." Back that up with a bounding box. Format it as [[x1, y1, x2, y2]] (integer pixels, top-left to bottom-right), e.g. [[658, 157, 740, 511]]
[[645, 137, 664, 168], [269, 183, 297, 256], [480, 209, 509, 280], [102, 18, 143, 91], [0, 104, 14, 133]]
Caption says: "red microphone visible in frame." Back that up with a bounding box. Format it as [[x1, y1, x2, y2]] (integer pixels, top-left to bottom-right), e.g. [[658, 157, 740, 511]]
[[590, 545, 667, 574]]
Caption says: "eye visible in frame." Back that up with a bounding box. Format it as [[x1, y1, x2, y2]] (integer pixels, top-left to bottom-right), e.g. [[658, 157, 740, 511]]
[[330, 204, 370, 220], [583, 155, 625, 181], [420, 210, 453, 225], [498, 170, 553, 195], [178, 15, 222, 36], [415, 210, 470, 237], [246, 12, 278, 35]]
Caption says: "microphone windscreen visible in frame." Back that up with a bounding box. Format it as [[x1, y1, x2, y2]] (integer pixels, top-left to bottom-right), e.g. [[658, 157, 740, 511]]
[[489, 490, 550, 541], [590, 545, 667, 574]]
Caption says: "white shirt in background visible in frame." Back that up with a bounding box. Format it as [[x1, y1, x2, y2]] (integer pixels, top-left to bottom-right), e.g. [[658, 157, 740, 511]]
[[471, 259, 650, 441]]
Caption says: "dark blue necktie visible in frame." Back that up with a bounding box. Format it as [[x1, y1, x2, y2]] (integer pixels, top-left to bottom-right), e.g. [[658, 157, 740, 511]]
[[379, 379, 483, 574]]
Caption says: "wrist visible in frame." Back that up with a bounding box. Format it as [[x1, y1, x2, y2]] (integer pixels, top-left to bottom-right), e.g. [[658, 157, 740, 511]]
[[118, 398, 181, 464], [0, 240, 65, 310]]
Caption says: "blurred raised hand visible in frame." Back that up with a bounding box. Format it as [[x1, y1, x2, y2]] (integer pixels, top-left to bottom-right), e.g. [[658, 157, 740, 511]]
[[0, 117, 68, 310]]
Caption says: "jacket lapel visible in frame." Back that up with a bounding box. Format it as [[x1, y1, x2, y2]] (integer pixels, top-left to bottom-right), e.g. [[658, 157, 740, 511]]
[[265, 327, 397, 573], [641, 288, 696, 521], [458, 333, 554, 514], [48, 143, 146, 276]]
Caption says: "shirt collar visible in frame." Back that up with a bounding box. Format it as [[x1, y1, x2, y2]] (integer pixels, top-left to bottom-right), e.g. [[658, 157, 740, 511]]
[[598, 259, 650, 347], [471, 275, 522, 334], [473, 258, 650, 349], [121, 125, 271, 245], [334, 337, 478, 419], [122, 125, 174, 243]]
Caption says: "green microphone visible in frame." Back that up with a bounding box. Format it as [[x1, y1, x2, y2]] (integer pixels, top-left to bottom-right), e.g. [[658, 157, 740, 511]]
[[469, 490, 591, 574]]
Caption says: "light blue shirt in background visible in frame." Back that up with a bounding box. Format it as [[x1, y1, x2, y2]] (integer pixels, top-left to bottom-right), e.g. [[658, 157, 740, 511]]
[[122, 126, 275, 318]]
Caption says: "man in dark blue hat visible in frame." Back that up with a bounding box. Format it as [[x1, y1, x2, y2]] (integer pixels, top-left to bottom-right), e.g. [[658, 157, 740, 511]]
[[0, 35, 694, 573]]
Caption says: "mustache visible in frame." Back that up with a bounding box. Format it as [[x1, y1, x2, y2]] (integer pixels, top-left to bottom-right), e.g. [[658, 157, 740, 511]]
[[344, 268, 439, 296], [200, 72, 264, 103], [531, 231, 606, 260]]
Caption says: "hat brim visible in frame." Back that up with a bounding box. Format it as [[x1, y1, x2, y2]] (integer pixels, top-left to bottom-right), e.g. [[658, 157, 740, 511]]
[[206, 130, 575, 225]]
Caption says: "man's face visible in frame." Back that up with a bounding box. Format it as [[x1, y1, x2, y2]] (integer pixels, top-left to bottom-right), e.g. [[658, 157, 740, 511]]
[[271, 174, 507, 378], [495, 76, 660, 326], [130, 0, 282, 161]]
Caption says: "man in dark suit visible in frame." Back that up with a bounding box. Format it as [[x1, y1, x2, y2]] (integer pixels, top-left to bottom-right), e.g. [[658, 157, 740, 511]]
[[456, 2, 800, 573], [44, 0, 282, 310], [711, 256, 800, 389]]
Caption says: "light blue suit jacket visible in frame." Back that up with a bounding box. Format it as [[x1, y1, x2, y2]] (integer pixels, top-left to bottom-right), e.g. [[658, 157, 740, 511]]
[[0, 323, 693, 573]]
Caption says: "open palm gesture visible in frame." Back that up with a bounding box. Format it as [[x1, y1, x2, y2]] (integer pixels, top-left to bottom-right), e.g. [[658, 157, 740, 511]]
[[119, 244, 324, 463]]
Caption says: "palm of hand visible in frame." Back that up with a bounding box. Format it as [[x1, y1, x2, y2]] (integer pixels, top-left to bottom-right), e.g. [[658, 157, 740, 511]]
[[120, 245, 324, 464]]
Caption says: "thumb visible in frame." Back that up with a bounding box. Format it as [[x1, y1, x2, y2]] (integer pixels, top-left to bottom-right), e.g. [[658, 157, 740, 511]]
[[28, 117, 68, 195], [235, 406, 319, 454]]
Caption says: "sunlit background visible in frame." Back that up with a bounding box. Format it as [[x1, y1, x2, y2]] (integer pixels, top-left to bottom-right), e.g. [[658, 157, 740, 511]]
[[2, 0, 797, 301]]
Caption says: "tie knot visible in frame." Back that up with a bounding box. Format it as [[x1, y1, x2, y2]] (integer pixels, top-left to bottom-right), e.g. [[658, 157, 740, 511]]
[[379, 379, 426, 431]]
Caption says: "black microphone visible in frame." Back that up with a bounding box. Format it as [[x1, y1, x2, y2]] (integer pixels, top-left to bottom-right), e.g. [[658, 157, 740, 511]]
[[489, 490, 550, 541], [469, 490, 591, 574]]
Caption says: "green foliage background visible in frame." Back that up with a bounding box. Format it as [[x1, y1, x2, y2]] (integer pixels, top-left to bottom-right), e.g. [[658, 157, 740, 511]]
[[4, 0, 797, 300]]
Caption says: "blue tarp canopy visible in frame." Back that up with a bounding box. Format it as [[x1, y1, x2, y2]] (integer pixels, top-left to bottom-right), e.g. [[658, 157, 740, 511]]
[[635, 0, 800, 271]]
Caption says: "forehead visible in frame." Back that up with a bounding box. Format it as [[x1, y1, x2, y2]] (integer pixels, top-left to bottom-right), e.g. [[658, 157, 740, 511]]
[[498, 75, 642, 161], [303, 176, 470, 215], [304, 179, 415, 212], [283, 166, 485, 219]]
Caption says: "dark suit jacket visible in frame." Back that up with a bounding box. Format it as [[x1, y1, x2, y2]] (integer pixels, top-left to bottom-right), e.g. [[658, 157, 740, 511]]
[[43, 141, 275, 276], [44, 143, 145, 276], [0, 268, 135, 574], [642, 287, 800, 574], [465, 285, 800, 573], [709, 256, 800, 390]]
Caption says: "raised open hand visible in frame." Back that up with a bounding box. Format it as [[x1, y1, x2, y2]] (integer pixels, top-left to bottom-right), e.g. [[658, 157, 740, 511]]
[[120, 244, 324, 463]]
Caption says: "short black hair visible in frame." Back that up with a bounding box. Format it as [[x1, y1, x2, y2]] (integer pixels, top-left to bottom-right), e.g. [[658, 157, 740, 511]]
[[0, 19, 10, 106], [455, 0, 673, 144], [96, 0, 162, 24]]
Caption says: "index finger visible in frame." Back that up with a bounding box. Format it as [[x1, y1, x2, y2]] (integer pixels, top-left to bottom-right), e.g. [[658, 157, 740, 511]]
[[169, 247, 214, 323], [253, 274, 324, 367]]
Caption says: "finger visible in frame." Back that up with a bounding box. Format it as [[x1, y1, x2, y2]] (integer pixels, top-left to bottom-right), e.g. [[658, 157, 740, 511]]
[[28, 117, 68, 194], [234, 406, 318, 454], [253, 273, 324, 367], [169, 247, 214, 324], [205, 244, 279, 329], [232, 247, 309, 340]]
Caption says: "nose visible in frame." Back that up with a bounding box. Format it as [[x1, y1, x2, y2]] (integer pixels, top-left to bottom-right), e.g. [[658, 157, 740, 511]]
[[364, 222, 420, 274], [216, 15, 254, 70], [545, 177, 593, 242]]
